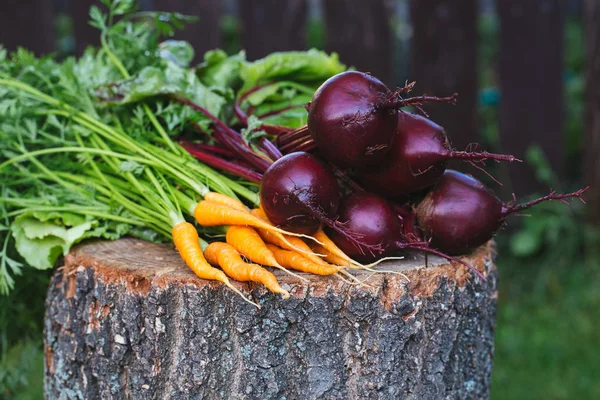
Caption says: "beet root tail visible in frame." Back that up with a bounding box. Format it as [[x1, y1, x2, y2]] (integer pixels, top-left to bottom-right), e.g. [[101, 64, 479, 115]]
[[501, 186, 590, 217]]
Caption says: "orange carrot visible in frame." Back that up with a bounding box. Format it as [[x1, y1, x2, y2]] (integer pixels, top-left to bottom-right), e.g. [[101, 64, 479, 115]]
[[249, 208, 327, 264], [266, 244, 341, 276], [204, 242, 289, 298], [225, 226, 307, 281], [204, 192, 248, 211], [310, 243, 350, 266], [225, 226, 279, 266], [171, 222, 258, 307], [313, 227, 353, 265], [194, 201, 319, 250]]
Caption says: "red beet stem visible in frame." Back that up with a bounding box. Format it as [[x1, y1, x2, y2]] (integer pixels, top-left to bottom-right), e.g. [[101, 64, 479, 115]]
[[378, 93, 458, 110], [180, 143, 263, 183], [289, 140, 317, 154], [258, 137, 283, 161], [257, 104, 305, 119], [276, 124, 310, 146], [279, 135, 316, 153], [447, 150, 522, 163], [329, 163, 365, 192], [192, 121, 272, 173], [178, 138, 235, 158], [501, 187, 590, 217], [234, 85, 294, 136]]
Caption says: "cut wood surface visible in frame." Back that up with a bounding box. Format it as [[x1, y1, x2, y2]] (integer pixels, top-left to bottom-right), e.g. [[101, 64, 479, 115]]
[[44, 238, 497, 400]]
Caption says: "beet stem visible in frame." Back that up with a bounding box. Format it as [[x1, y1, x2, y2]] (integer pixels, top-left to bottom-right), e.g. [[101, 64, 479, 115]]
[[276, 124, 310, 146], [180, 143, 263, 183], [378, 93, 459, 110], [447, 150, 522, 163], [501, 187, 590, 217], [257, 104, 304, 119], [258, 137, 283, 161], [178, 138, 235, 158], [329, 163, 365, 192]]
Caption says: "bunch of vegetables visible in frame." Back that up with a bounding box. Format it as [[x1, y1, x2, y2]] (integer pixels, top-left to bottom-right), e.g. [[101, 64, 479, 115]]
[[0, 0, 588, 301]]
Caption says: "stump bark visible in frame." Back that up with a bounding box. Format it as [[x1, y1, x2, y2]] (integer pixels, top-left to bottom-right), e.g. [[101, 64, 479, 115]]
[[44, 238, 497, 400]]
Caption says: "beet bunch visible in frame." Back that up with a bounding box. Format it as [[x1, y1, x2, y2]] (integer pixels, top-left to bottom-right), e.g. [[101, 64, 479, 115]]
[[181, 69, 588, 280]]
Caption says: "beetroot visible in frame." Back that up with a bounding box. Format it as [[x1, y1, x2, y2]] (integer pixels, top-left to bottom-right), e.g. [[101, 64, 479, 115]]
[[327, 191, 486, 279], [260, 152, 341, 235], [416, 170, 589, 255], [357, 112, 519, 197], [325, 191, 402, 262], [307, 71, 398, 167]]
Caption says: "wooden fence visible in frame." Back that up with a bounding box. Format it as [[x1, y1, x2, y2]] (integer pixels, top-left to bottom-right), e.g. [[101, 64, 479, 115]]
[[0, 0, 598, 223]]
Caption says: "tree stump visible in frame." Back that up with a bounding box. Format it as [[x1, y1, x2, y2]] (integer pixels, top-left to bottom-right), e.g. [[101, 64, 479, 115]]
[[44, 238, 497, 400]]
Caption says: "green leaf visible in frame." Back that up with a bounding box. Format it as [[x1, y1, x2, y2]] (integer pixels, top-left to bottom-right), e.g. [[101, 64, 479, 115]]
[[89, 5, 107, 31], [111, 0, 136, 16], [10, 213, 98, 270], [239, 49, 346, 93], [159, 40, 195, 68], [119, 160, 145, 175], [196, 50, 245, 89]]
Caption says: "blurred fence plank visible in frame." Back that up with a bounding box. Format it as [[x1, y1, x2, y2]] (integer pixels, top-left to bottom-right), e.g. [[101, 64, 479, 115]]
[[0, 0, 55, 55], [153, 0, 222, 62], [585, 0, 600, 224], [409, 0, 478, 155], [498, 0, 565, 195], [240, 0, 307, 60], [72, 0, 100, 55], [322, 0, 393, 86]]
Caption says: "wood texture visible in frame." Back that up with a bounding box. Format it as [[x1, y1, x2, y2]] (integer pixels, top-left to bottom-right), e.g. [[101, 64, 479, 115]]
[[409, 0, 478, 154], [323, 0, 393, 87], [585, 0, 600, 225], [0, 0, 55, 55], [44, 238, 497, 399], [240, 0, 308, 60], [498, 0, 565, 195]]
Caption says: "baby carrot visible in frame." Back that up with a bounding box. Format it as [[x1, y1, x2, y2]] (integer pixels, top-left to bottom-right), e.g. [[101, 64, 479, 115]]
[[225, 226, 308, 281], [266, 244, 341, 276], [194, 200, 320, 248], [204, 242, 289, 298], [204, 192, 248, 211], [309, 243, 350, 266], [171, 222, 258, 307], [249, 208, 327, 264]]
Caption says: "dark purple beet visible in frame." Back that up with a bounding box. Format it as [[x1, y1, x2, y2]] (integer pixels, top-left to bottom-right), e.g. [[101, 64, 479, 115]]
[[260, 152, 341, 235], [307, 71, 398, 167], [356, 112, 519, 197], [327, 190, 487, 279], [416, 170, 589, 255], [325, 191, 401, 262]]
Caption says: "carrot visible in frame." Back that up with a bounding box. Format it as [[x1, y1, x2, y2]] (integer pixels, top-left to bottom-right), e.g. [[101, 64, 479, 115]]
[[310, 232, 409, 279], [310, 243, 350, 266], [172, 222, 258, 307], [204, 242, 290, 298], [204, 192, 248, 211], [225, 226, 308, 281], [249, 208, 327, 264], [266, 244, 341, 276], [313, 227, 354, 265], [194, 200, 319, 247]]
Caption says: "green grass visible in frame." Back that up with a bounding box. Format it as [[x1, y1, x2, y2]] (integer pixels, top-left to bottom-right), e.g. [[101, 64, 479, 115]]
[[491, 233, 600, 399]]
